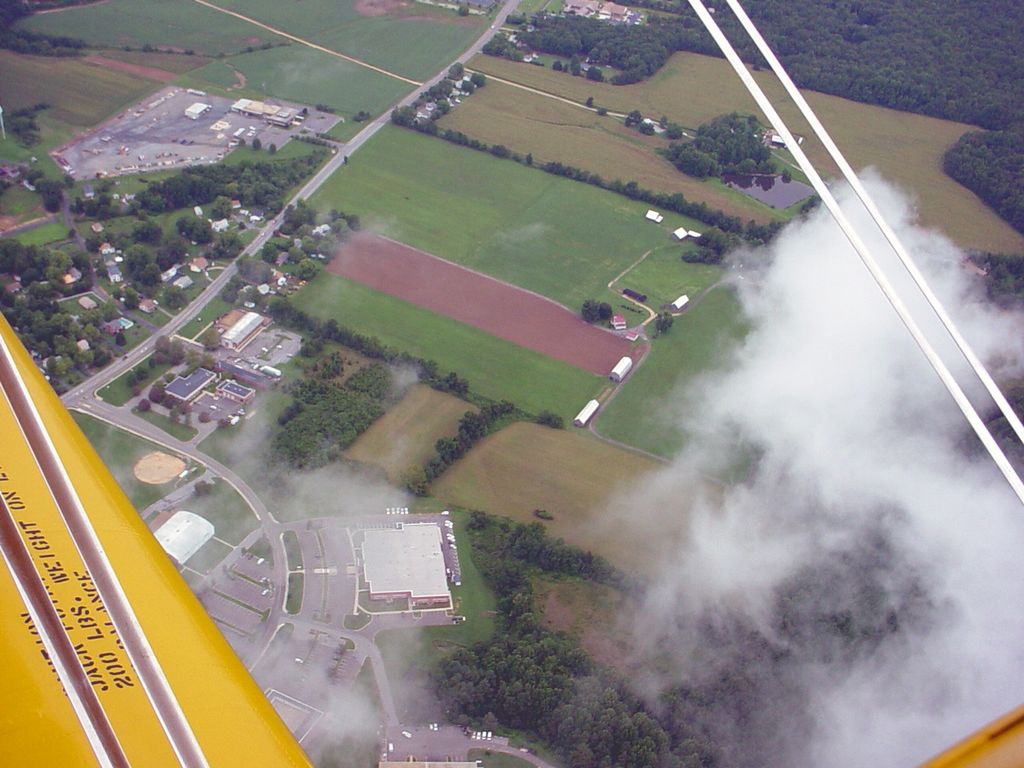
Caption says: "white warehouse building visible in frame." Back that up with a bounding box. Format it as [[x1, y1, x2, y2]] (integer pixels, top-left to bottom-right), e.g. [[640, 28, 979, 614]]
[[609, 356, 633, 382], [574, 399, 600, 427], [185, 102, 212, 120]]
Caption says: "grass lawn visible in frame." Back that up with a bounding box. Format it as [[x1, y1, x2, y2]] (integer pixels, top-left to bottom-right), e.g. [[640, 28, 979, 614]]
[[19, 0, 283, 56], [344, 384, 476, 482], [0, 51, 161, 128], [71, 411, 188, 509], [176, 296, 233, 341], [187, 537, 233, 574], [10, 221, 68, 247], [311, 126, 709, 311], [97, 356, 173, 406], [469, 52, 1024, 255], [134, 407, 199, 441], [183, 479, 259, 545], [433, 422, 671, 576], [0, 184, 44, 224], [282, 531, 303, 571], [207, 0, 486, 81], [294, 273, 605, 422], [190, 45, 413, 119], [611, 245, 723, 311], [597, 286, 747, 458], [440, 80, 778, 224]]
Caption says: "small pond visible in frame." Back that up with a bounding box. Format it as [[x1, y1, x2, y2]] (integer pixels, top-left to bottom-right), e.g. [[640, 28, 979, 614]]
[[722, 172, 814, 208]]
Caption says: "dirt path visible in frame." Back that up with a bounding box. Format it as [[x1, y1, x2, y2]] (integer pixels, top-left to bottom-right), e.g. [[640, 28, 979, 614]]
[[467, 67, 628, 119], [191, 0, 421, 85], [226, 64, 247, 90]]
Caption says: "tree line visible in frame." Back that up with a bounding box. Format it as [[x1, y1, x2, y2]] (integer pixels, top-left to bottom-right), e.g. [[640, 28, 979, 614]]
[[390, 109, 783, 251], [435, 513, 695, 768], [944, 128, 1024, 236]]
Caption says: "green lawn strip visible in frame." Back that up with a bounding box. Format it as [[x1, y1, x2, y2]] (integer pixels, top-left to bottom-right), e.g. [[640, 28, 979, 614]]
[[285, 572, 304, 614], [282, 530, 303, 571], [598, 286, 747, 457], [133, 407, 199, 441], [468, 750, 536, 768], [97, 356, 174, 406], [184, 479, 260, 545], [71, 411, 187, 509], [311, 127, 710, 311], [10, 222, 68, 247], [293, 273, 604, 422], [190, 45, 413, 118], [0, 185, 44, 221], [19, 0, 284, 56]]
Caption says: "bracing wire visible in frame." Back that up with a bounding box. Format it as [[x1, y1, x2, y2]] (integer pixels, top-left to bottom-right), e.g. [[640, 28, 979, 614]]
[[682, 0, 1024, 505]]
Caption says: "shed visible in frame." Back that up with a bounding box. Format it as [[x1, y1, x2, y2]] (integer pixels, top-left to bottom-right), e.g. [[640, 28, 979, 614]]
[[185, 102, 212, 121], [609, 356, 632, 382], [672, 227, 689, 240], [671, 294, 689, 311], [645, 209, 664, 223], [611, 314, 627, 331], [687, 230, 702, 239], [573, 399, 600, 427]]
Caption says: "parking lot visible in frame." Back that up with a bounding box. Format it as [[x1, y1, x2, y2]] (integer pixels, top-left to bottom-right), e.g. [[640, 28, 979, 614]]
[[54, 86, 340, 179]]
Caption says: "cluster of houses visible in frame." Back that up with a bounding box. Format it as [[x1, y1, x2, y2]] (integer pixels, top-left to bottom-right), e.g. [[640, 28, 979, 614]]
[[562, 0, 643, 24], [414, 78, 475, 123]]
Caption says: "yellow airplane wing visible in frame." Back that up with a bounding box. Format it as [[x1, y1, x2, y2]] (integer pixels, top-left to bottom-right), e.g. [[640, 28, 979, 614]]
[[922, 704, 1024, 768], [0, 315, 310, 767]]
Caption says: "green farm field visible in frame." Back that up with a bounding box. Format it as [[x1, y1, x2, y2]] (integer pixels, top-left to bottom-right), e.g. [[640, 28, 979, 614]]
[[205, 0, 486, 80], [293, 273, 605, 421], [433, 422, 674, 575], [344, 384, 476, 482], [99, 50, 213, 75], [469, 52, 1024, 254], [19, 0, 283, 55], [439, 79, 779, 223], [0, 185, 44, 226], [9, 222, 68, 247], [312, 127, 711, 311], [597, 286, 747, 458], [0, 51, 161, 127], [191, 45, 412, 117], [71, 411, 189, 509], [612, 245, 723, 312]]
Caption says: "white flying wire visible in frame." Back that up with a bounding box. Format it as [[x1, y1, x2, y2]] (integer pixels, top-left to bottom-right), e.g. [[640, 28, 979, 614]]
[[682, 0, 1024, 505], [721, 0, 1024, 452]]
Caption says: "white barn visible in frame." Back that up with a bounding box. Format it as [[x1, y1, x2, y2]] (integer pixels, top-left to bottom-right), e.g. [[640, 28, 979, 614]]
[[609, 356, 632, 382], [671, 295, 690, 311], [672, 227, 689, 240], [645, 209, 664, 223], [574, 399, 600, 427], [154, 511, 214, 565]]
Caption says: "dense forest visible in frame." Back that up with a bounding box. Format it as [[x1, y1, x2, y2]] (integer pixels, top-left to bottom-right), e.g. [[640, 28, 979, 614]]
[[944, 129, 1024, 237], [438, 511, 934, 767]]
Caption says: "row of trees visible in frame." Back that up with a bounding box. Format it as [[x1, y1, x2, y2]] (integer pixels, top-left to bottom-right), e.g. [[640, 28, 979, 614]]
[[134, 151, 326, 215], [389, 109, 782, 249], [664, 113, 773, 179], [517, 2, 1023, 130]]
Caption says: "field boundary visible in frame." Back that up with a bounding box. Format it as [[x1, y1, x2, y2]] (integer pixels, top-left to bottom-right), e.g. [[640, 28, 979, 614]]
[[191, 0, 421, 86]]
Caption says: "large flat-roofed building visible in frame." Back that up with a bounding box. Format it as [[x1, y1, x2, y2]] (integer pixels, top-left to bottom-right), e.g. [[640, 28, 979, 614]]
[[219, 310, 270, 351], [362, 523, 451, 609], [230, 98, 281, 117], [216, 379, 256, 404], [165, 367, 217, 403], [185, 102, 212, 120], [154, 511, 213, 565]]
